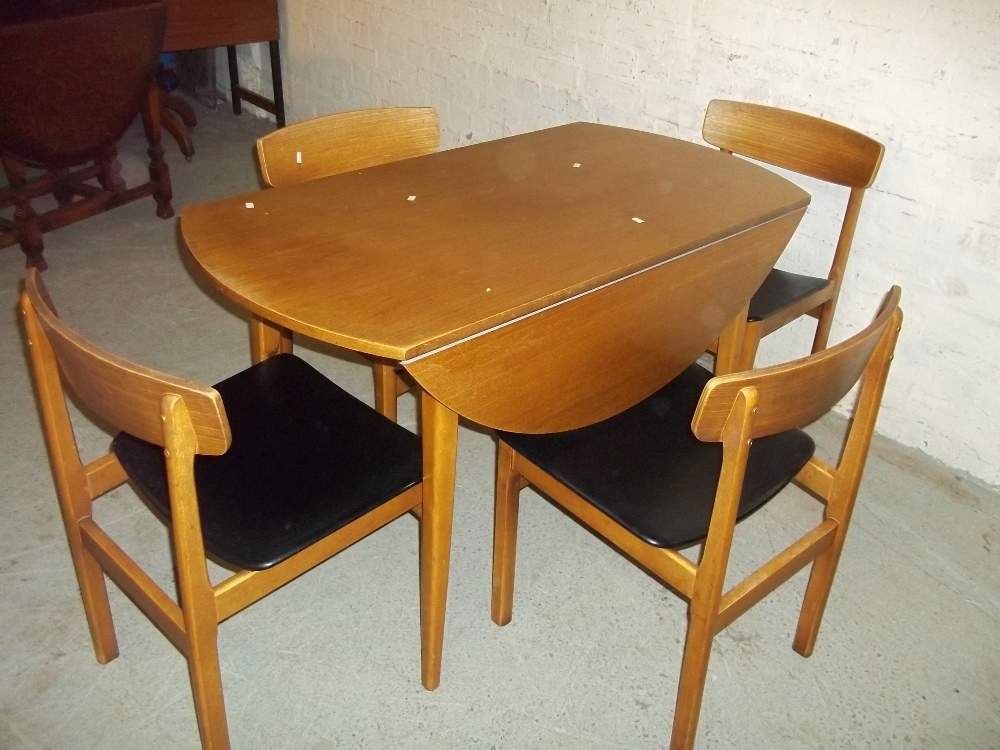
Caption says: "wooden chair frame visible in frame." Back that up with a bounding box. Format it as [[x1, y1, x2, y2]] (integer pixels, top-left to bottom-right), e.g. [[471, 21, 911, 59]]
[[703, 99, 885, 372], [20, 269, 425, 750], [253, 106, 441, 421], [493, 287, 902, 750]]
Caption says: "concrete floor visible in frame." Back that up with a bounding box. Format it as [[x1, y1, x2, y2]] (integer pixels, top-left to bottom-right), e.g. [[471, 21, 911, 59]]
[[2, 105, 998, 750]]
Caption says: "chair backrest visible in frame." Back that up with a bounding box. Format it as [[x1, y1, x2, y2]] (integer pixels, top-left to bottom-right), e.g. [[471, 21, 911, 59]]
[[256, 107, 441, 188], [21, 269, 230, 456], [702, 99, 884, 189], [0, 0, 166, 168], [692, 286, 902, 442]]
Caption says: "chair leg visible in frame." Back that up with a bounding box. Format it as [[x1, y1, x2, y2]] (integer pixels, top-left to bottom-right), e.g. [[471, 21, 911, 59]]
[[792, 527, 847, 658], [811, 299, 837, 353], [669, 610, 716, 750], [491, 441, 520, 626], [69, 525, 119, 663], [372, 359, 399, 422], [185, 614, 231, 750], [734, 320, 764, 372]]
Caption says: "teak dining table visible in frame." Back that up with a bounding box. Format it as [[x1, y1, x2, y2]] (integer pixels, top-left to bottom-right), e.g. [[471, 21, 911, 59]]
[[180, 122, 810, 692]]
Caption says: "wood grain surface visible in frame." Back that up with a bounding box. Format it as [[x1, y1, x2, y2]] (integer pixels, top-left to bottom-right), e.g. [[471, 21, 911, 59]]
[[182, 123, 809, 362]]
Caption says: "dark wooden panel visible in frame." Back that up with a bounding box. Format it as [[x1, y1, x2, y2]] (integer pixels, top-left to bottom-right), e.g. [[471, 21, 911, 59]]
[[162, 0, 278, 51]]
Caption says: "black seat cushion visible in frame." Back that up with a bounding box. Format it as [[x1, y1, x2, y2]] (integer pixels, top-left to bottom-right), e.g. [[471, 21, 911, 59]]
[[499, 364, 814, 549], [748, 269, 830, 322], [112, 354, 421, 571]]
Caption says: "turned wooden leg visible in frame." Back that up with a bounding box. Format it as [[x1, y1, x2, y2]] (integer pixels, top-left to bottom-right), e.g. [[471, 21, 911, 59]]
[[97, 145, 127, 193], [51, 168, 76, 206], [2, 153, 47, 270], [140, 86, 174, 219]]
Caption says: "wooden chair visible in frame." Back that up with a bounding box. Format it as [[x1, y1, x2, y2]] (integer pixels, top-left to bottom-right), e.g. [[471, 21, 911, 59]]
[[254, 106, 441, 421], [703, 99, 884, 373], [492, 287, 903, 750], [21, 267, 428, 750], [0, 0, 173, 270]]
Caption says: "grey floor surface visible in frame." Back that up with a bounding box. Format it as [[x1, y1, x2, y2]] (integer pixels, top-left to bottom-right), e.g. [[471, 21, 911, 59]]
[[2, 105, 998, 750]]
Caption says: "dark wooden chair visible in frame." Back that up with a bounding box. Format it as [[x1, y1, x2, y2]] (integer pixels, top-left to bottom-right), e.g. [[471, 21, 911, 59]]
[[254, 107, 441, 422], [492, 287, 902, 749], [21, 267, 428, 750], [703, 99, 884, 373], [0, 0, 173, 269]]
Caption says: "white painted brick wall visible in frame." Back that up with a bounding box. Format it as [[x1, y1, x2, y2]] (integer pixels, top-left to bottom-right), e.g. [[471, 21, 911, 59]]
[[235, 0, 1000, 485]]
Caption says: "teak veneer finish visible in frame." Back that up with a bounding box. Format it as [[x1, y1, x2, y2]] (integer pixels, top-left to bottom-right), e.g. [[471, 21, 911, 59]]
[[183, 123, 809, 368], [254, 107, 441, 421], [182, 123, 810, 694], [406, 210, 802, 433]]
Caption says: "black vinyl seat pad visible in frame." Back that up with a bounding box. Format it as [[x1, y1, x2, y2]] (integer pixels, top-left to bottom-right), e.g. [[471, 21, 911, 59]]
[[748, 268, 830, 322], [500, 364, 815, 550], [112, 354, 422, 571]]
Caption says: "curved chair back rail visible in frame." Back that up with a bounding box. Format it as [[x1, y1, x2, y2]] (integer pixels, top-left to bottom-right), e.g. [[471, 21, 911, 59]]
[[702, 99, 884, 189], [702, 99, 886, 370], [256, 107, 441, 188], [23, 270, 230, 455], [694, 285, 901, 442], [0, 0, 166, 168]]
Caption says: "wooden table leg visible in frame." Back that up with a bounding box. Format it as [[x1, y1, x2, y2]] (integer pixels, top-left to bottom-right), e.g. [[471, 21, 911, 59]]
[[713, 303, 749, 375], [372, 357, 399, 422], [250, 314, 292, 363], [419, 390, 458, 690], [140, 87, 174, 220]]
